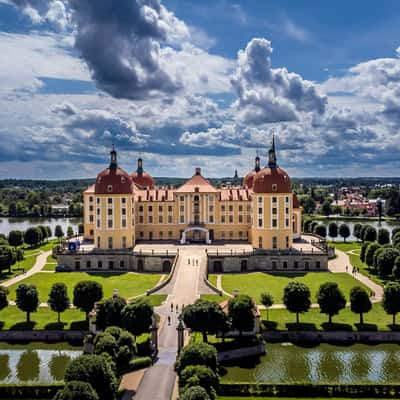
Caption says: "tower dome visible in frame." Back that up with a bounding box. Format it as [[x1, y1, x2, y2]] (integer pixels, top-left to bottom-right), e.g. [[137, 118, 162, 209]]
[[95, 146, 133, 195], [243, 155, 261, 189], [131, 158, 155, 189], [252, 135, 292, 194]]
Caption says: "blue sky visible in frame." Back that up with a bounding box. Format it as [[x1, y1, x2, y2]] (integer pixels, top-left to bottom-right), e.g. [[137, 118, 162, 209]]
[[0, 0, 400, 179]]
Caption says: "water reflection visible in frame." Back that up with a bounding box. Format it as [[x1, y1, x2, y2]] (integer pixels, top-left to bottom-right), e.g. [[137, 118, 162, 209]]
[[0, 348, 81, 383], [222, 343, 400, 383], [17, 351, 40, 381]]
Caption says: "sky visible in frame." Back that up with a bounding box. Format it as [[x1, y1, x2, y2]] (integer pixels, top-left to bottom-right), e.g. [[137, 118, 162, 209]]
[[1, 0, 400, 179]]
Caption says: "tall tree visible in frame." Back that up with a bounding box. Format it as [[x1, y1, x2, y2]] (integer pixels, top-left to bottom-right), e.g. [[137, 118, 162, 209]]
[[353, 223, 363, 242], [0, 287, 8, 311], [8, 230, 23, 248], [385, 188, 400, 216], [328, 222, 338, 241], [321, 199, 332, 216], [363, 226, 377, 242], [260, 292, 274, 321], [317, 282, 346, 323], [96, 295, 127, 330], [350, 286, 372, 325], [377, 228, 390, 245], [0, 245, 16, 273], [121, 298, 153, 339], [55, 225, 64, 242], [67, 226, 74, 238], [376, 248, 400, 277], [314, 224, 327, 238], [24, 227, 42, 247], [48, 283, 70, 323], [16, 283, 39, 323], [365, 243, 381, 268], [73, 281, 103, 320], [54, 381, 99, 400], [228, 294, 255, 336], [283, 281, 311, 324], [383, 282, 400, 326], [38, 225, 48, 243], [339, 224, 350, 242], [182, 299, 226, 343]]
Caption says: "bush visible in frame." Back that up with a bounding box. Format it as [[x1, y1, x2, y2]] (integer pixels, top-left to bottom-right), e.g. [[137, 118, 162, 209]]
[[129, 356, 152, 371], [377, 228, 390, 245], [180, 385, 211, 400], [363, 226, 377, 242], [365, 242, 381, 268], [64, 355, 117, 400], [94, 334, 118, 358], [175, 343, 218, 374], [360, 241, 371, 263], [103, 326, 123, 341], [376, 247, 400, 277], [313, 224, 326, 238], [179, 365, 218, 400], [96, 296, 127, 330], [121, 298, 153, 338], [54, 381, 98, 400]]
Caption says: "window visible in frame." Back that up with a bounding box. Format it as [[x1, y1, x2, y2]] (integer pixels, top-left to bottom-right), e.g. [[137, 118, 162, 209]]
[[229, 215, 233, 223], [108, 237, 113, 249], [97, 208, 100, 215], [239, 231, 243, 238], [159, 205, 163, 212], [285, 207, 289, 214], [272, 197, 277, 203], [120, 260, 125, 268], [180, 196, 184, 201], [89, 215, 94, 222], [286, 236, 289, 248], [108, 220, 113, 229], [159, 231, 163, 238], [109, 261, 114, 269], [148, 205, 153, 212], [140, 231, 144, 238], [294, 261, 299, 269], [221, 205, 225, 212], [122, 198, 126, 204], [229, 231, 233, 238], [272, 261, 277, 270], [239, 215, 243, 223], [97, 220, 100, 228], [122, 236, 126, 248], [272, 184, 277, 192], [272, 236, 277, 249], [221, 215, 226, 223], [108, 209, 113, 215], [229, 205, 233, 212], [97, 237, 100, 248], [122, 219, 127, 228], [180, 215, 184, 223], [285, 196, 289, 203], [239, 205, 243, 212], [168, 205, 173, 212], [89, 205, 93, 212], [158, 215, 163, 223], [209, 215, 214, 223], [86, 260, 91, 268], [97, 198, 100, 204], [285, 218, 289, 227], [272, 207, 277, 214], [108, 198, 112, 204], [168, 231, 173, 238], [258, 218, 262, 227], [148, 216, 153, 223], [90, 229, 94, 236], [89, 196, 93, 202], [122, 208, 126, 215], [258, 196, 262, 203], [168, 215, 172, 223], [272, 219, 277, 227], [139, 205, 144, 212], [316, 261, 321, 269], [258, 207, 263, 214], [283, 261, 288, 269], [180, 205, 184, 212], [107, 185, 113, 192], [209, 205, 214, 212], [139, 216, 144, 223], [98, 260, 102, 268]]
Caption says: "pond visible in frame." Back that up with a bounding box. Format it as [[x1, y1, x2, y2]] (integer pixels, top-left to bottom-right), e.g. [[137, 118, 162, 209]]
[[0, 346, 81, 383], [314, 219, 400, 241], [0, 218, 82, 237], [221, 343, 400, 383]]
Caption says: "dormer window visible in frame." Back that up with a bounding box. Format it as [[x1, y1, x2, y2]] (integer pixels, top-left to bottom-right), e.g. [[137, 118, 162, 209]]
[[121, 176, 126, 183], [107, 185, 113, 192], [272, 184, 277, 192]]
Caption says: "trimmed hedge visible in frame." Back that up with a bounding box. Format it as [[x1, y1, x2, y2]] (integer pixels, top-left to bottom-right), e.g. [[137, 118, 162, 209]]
[[218, 382, 400, 398], [128, 356, 152, 371], [0, 384, 63, 399]]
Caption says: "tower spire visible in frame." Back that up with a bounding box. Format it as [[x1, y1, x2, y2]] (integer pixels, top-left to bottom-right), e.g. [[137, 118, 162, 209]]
[[109, 144, 117, 169], [268, 132, 278, 168], [137, 157, 143, 175]]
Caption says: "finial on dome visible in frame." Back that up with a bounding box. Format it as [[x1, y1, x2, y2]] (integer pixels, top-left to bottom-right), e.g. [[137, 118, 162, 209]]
[[268, 132, 278, 168], [110, 144, 117, 169], [137, 158, 143, 175]]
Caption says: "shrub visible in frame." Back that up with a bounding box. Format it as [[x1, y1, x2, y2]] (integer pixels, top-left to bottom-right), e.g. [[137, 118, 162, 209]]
[[64, 355, 117, 400], [129, 356, 152, 371], [363, 226, 377, 242], [121, 298, 153, 338], [94, 334, 118, 358], [54, 381, 98, 400], [228, 294, 255, 335], [179, 365, 218, 400], [180, 385, 211, 400], [339, 224, 350, 241], [376, 247, 400, 277], [360, 241, 371, 263], [393, 256, 400, 279], [96, 296, 127, 330], [365, 242, 381, 268], [104, 326, 123, 341], [175, 343, 218, 374], [377, 228, 390, 245], [314, 224, 326, 238]]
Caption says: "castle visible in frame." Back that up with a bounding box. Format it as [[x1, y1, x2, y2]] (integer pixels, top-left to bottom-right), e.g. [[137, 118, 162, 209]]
[[82, 137, 302, 250]]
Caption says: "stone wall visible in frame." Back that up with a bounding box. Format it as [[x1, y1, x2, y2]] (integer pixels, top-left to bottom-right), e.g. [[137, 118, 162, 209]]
[[57, 252, 176, 273], [0, 330, 86, 342], [207, 252, 328, 273], [218, 343, 266, 362]]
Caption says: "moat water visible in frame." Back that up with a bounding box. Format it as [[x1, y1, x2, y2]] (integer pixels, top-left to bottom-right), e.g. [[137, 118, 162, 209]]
[[221, 343, 400, 383], [0, 347, 80, 383]]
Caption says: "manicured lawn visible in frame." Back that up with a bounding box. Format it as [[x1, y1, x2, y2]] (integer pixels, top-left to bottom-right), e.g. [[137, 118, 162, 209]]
[[200, 294, 230, 303], [263, 302, 397, 331], [42, 263, 56, 271], [215, 272, 368, 304], [208, 274, 218, 287], [46, 254, 57, 263], [140, 294, 167, 307], [7, 272, 161, 302], [0, 305, 86, 330]]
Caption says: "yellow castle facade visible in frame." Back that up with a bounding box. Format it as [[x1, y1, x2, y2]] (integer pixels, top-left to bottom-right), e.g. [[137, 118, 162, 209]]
[[83, 139, 302, 250]]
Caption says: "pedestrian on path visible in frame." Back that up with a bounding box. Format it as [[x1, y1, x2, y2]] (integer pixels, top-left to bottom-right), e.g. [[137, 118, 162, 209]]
[[188, 258, 190, 264], [195, 259, 198, 266], [176, 304, 179, 313], [168, 315, 171, 325], [346, 265, 348, 273], [171, 303, 173, 312]]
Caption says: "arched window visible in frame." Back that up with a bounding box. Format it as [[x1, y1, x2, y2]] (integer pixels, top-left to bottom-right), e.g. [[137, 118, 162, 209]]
[[162, 260, 171, 273], [137, 259, 144, 272], [213, 261, 222, 273], [241, 259, 247, 272]]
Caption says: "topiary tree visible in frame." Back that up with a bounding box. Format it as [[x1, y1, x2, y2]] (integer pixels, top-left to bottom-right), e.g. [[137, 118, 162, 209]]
[[228, 294, 255, 336], [314, 224, 327, 238], [360, 241, 372, 263], [0, 286, 8, 311], [16, 283, 39, 323], [383, 282, 400, 326], [339, 224, 350, 242], [283, 281, 311, 324], [260, 292, 274, 321], [180, 386, 210, 400], [182, 299, 226, 343], [48, 282, 70, 323], [377, 228, 390, 245], [73, 281, 103, 320], [179, 365, 218, 400], [328, 222, 338, 241], [392, 256, 400, 279], [67, 226, 74, 238], [64, 355, 117, 400], [55, 225, 64, 242], [353, 223, 363, 242], [350, 286, 372, 325], [94, 334, 118, 358], [317, 282, 346, 324], [96, 295, 127, 330], [54, 381, 99, 400], [46, 226, 52, 238], [363, 226, 377, 243], [121, 298, 153, 339], [310, 221, 319, 234], [8, 230, 23, 248], [365, 242, 382, 268], [373, 247, 385, 271], [175, 343, 218, 374], [38, 226, 48, 243], [0, 245, 16, 274], [24, 227, 42, 247], [376, 247, 400, 277]]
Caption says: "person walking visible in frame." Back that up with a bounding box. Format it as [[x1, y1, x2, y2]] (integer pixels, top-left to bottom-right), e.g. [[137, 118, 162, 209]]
[[188, 258, 190, 265], [171, 302, 173, 312], [345, 265, 348, 273], [168, 315, 171, 325], [176, 304, 179, 313]]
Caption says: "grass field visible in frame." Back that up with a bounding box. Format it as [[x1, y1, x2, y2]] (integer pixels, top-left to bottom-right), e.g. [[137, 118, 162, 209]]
[[42, 263, 56, 271], [7, 271, 161, 302], [214, 272, 368, 304], [0, 305, 86, 330], [264, 302, 396, 331], [200, 294, 229, 303]]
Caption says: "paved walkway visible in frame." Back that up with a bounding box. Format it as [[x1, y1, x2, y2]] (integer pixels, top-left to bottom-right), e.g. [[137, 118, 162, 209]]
[[2, 250, 52, 288], [329, 248, 383, 302]]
